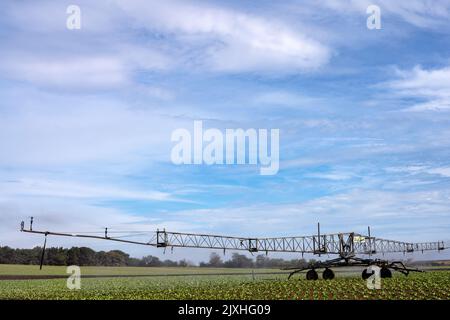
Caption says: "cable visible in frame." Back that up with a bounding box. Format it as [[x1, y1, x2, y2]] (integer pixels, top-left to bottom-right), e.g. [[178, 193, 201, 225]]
[[113, 233, 151, 239]]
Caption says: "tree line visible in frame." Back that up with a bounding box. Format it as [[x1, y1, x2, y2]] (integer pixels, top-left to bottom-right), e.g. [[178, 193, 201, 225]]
[[199, 252, 312, 269], [0, 246, 314, 268], [0, 246, 185, 267]]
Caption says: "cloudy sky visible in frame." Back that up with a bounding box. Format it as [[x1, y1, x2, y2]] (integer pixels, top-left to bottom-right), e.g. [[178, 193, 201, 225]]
[[1, 0, 450, 262]]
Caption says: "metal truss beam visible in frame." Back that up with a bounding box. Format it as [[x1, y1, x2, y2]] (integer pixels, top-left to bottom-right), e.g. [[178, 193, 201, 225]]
[[154, 230, 446, 256], [21, 220, 446, 257]]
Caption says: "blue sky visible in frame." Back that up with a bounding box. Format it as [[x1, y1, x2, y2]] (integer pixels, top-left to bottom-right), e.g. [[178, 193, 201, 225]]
[[1, 0, 450, 262]]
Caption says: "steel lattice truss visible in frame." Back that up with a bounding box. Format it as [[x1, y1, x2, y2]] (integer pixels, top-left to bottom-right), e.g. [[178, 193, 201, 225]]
[[153, 230, 445, 257], [21, 219, 446, 258]]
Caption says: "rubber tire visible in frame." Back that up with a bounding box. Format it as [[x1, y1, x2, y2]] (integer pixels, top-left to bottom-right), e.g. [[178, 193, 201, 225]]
[[362, 268, 372, 280], [306, 269, 319, 280], [380, 267, 392, 278], [322, 268, 335, 280]]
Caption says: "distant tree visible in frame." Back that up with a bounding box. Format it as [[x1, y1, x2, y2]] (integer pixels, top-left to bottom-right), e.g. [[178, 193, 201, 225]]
[[178, 259, 189, 267], [127, 257, 141, 267], [67, 247, 80, 265], [24, 247, 42, 265], [96, 251, 108, 266], [224, 253, 254, 268], [78, 247, 96, 266], [162, 259, 178, 267], [141, 255, 162, 267], [255, 255, 269, 268], [288, 258, 308, 269], [105, 250, 129, 266], [0, 247, 15, 264], [45, 247, 67, 265], [208, 252, 224, 267], [0, 245, 331, 269]]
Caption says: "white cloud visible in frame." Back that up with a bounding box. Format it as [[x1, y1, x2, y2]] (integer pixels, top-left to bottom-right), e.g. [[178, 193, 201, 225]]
[[0, 0, 331, 90], [0, 179, 174, 202], [133, 85, 175, 101], [1, 55, 128, 90], [0, 0, 172, 90], [116, 0, 330, 73], [252, 91, 321, 108], [385, 165, 450, 178], [305, 172, 354, 181], [0, 45, 171, 91], [385, 165, 429, 173], [379, 0, 450, 29], [386, 65, 450, 112], [389, 65, 450, 98], [319, 0, 450, 29], [426, 167, 450, 178], [405, 99, 450, 112]]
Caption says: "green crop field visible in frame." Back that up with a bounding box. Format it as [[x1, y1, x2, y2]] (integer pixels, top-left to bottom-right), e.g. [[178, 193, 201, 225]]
[[0, 264, 449, 300]]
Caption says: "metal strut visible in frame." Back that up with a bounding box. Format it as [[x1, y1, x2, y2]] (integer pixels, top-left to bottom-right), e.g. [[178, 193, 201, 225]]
[[39, 233, 48, 270]]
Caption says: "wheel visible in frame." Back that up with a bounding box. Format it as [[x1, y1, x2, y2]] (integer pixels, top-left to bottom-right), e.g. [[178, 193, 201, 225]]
[[380, 267, 392, 278], [362, 268, 372, 280], [306, 269, 318, 280], [322, 268, 335, 280]]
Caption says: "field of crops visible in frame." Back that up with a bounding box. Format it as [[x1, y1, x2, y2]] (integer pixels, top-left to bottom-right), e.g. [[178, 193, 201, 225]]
[[0, 265, 449, 300]]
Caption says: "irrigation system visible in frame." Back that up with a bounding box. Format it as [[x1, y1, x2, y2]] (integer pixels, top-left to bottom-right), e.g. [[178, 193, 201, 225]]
[[20, 218, 447, 280]]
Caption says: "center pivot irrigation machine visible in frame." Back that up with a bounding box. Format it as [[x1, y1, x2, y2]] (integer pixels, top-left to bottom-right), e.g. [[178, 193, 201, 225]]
[[20, 218, 447, 280]]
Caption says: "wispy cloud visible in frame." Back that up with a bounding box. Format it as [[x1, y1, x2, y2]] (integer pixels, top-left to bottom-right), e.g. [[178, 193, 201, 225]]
[[251, 91, 322, 109], [116, 0, 331, 73], [0, 179, 176, 202], [319, 0, 450, 29], [1, 55, 128, 90], [427, 167, 450, 177], [385, 65, 450, 111]]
